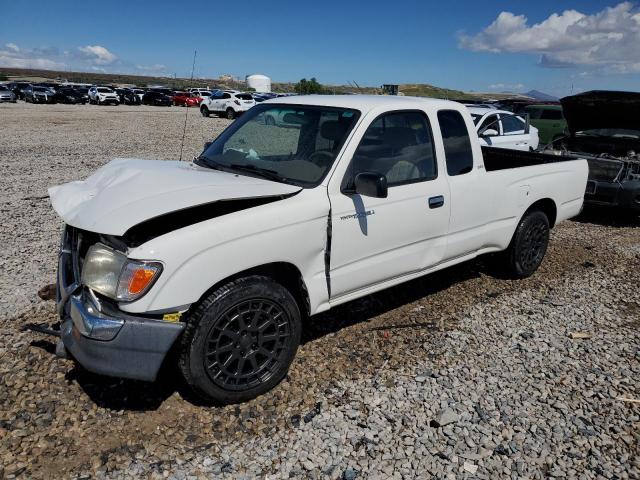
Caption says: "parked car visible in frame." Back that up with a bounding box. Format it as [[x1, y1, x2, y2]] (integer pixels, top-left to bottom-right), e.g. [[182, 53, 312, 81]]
[[24, 85, 56, 103], [200, 91, 255, 119], [52, 87, 86, 104], [6, 82, 30, 100], [173, 91, 201, 107], [0, 86, 17, 103], [142, 90, 173, 106], [115, 88, 141, 105], [189, 88, 214, 98], [49, 95, 588, 404], [468, 107, 539, 151], [132, 88, 146, 102], [88, 86, 120, 105], [543, 90, 640, 215], [73, 87, 90, 104], [524, 105, 567, 146]]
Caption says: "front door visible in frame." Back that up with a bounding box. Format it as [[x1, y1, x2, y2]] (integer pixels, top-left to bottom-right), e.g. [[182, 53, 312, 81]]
[[328, 110, 450, 299]]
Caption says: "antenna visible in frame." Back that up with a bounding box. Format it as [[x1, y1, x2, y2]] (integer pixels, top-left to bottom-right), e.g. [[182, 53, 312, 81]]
[[179, 49, 197, 161]]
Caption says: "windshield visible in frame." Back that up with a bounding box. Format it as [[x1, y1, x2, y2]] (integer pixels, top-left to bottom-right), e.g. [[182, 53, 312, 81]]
[[97, 87, 112, 93], [576, 128, 640, 139], [33, 87, 49, 92], [198, 104, 360, 187]]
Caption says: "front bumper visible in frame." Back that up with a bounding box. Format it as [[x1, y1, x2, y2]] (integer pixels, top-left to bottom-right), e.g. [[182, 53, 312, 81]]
[[585, 180, 640, 211], [98, 97, 119, 105], [57, 227, 184, 381]]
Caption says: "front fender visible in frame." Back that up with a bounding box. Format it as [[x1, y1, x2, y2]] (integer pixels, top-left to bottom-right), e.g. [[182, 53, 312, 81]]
[[119, 188, 331, 316]]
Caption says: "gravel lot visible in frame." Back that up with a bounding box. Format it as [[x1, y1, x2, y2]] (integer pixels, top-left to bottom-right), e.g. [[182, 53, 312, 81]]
[[0, 102, 638, 479]]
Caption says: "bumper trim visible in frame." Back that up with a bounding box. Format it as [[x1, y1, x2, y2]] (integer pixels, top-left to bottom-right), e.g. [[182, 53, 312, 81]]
[[70, 294, 124, 341], [61, 296, 184, 381]]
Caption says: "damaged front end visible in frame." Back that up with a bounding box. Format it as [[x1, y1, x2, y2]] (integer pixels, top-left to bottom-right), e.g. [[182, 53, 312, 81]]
[[544, 90, 640, 211], [56, 225, 184, 381]]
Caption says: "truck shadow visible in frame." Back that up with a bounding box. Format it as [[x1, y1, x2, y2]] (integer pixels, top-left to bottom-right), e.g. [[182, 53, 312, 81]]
[[574, 206, 639, 228], [64, 259, 494, 411]]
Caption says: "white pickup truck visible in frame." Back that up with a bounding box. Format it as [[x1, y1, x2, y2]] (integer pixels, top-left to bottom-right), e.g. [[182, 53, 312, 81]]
[[49, 95, 587, 404]]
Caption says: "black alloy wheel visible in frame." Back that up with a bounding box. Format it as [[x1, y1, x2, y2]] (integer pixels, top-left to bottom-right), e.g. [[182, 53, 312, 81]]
[[179, 276, 301, 404], [204, 299, 291, 390], [502, 209, 550, 278]]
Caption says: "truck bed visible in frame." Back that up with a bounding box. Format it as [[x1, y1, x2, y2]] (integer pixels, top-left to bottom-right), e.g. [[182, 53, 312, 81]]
[[482, 146, 579, 172]]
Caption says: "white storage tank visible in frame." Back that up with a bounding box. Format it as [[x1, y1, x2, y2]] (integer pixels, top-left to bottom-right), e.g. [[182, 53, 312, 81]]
[[246, 74, 271, 93]]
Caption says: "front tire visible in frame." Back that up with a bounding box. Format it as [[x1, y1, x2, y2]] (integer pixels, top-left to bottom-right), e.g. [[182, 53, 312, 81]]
[[501, 210, 550, 278], [226, 108, 235, 120], [179, 276, 301, 404], [200, 105, 210, 117]]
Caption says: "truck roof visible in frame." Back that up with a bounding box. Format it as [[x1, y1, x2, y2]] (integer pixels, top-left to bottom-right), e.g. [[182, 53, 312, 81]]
[[263, 94, 461, 113]]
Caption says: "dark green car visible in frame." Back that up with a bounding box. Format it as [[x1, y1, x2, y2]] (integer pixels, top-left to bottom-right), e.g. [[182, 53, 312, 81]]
[[524, 105, 567, 146]]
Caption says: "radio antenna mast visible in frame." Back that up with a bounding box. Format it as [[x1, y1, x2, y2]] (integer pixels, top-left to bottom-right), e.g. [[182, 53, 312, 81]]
[[179, 49, 197, 161]]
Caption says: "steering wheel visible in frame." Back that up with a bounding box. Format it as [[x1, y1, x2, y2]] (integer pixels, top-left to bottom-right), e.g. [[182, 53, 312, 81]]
[[308, 150, 334, 166]]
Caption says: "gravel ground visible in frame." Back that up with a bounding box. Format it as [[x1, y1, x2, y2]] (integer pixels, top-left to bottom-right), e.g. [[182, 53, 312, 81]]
[[0, 102, 639, 479]]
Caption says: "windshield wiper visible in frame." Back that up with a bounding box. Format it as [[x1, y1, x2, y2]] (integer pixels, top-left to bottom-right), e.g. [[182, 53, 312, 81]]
[[228, 163, 285, 182], [194, 155, 225, 171]]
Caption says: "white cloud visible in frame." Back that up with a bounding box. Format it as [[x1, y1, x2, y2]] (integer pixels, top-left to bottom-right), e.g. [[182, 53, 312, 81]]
[[488, 83, 525, 91], [0, 43, 66, 69], [78, 45, 117, 65], [459, 2, 640, 73]]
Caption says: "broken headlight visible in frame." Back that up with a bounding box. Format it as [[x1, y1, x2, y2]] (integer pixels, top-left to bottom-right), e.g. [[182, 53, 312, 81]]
[[81, 243, 162, 302]]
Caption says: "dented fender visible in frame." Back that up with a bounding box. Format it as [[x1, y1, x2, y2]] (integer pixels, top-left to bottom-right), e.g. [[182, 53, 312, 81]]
[[119, 188, 332, 315]]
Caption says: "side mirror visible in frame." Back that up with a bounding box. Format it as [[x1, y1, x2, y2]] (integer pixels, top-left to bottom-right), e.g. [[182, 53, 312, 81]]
[[203, 141, 212, 150], [354, 172, 388, 198], [481, 128, 498, 137]]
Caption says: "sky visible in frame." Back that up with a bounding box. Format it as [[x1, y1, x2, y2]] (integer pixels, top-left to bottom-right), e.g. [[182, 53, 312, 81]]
[[1, 0, 639, 97]]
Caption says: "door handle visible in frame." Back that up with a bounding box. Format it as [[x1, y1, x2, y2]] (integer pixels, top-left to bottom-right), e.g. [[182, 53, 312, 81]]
[[429, 195, 444, 209]]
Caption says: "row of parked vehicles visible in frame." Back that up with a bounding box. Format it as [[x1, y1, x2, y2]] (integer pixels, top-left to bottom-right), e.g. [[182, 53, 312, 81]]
[[0, 81, 294, 118]]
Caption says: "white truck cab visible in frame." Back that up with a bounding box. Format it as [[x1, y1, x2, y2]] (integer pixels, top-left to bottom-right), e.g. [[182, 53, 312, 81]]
[[49, 95, 587, 404], [468, 107, 539, 151]]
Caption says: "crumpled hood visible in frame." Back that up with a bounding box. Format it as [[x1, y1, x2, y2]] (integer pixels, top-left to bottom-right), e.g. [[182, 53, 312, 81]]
[[561, 90, 640, 135], [49, 158, 301, 236]]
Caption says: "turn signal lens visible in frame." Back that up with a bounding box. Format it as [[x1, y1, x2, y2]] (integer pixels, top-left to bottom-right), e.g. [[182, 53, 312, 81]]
[[116, 261, 162, 301]]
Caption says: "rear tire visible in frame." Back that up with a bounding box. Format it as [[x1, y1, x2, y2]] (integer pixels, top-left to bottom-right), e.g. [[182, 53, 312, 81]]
[[179, 276, 301, 404], [200, 105, 210, 117], [500, 209, 550, 278]]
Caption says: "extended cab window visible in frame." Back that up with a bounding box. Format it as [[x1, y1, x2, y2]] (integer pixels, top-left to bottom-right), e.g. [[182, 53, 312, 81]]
[[437, 110, 474, 176], [349, 111, 437, 187]]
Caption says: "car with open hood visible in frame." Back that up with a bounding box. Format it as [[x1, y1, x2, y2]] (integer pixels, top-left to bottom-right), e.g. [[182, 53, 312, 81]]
[[48, 95, 587, 404], [543, 91, 640, 214]]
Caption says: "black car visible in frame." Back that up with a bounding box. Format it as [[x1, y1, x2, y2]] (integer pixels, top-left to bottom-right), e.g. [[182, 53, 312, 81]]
[[73, 87, 90, 104], [544, 91, 640, 216], [7, 82, 30, 99], [116, 88, 141, 105], [24, 85, 56, 103], [142, 90, 172, 106], [52, 87, 86, 104]]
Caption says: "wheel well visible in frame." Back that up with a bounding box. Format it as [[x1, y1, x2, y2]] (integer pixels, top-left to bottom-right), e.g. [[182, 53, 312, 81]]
[[196, 263, 310, 317], [527, 198, 557, 227]]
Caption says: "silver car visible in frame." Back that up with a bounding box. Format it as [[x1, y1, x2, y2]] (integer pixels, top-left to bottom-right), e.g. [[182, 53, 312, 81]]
[[0, 87, 17, 103]]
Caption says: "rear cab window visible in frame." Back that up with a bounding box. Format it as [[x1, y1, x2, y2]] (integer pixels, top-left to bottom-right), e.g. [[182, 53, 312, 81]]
[[437, 110, 474, 176]]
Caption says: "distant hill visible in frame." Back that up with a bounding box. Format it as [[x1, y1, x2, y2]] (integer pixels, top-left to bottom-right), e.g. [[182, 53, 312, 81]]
[[525, 90, 558, 101], [0, 67, 479, 100]]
